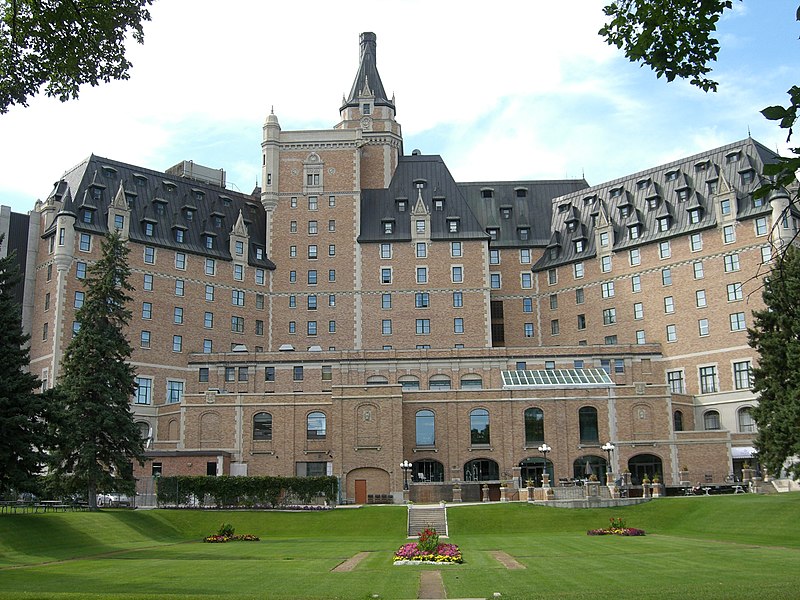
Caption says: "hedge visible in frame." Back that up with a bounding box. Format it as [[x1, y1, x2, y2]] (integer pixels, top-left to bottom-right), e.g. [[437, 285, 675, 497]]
[[155, 475, 338, 508]]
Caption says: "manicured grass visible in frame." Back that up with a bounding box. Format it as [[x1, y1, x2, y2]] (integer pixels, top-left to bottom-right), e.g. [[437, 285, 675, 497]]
[[1, 495, 799, 599]]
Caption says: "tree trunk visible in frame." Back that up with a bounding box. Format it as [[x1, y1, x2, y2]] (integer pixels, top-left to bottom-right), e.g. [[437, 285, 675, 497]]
[[88, 479, 97, 511]]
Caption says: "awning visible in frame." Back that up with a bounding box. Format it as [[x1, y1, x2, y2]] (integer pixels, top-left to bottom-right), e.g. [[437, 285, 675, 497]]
[[731, 447, 757, 459]]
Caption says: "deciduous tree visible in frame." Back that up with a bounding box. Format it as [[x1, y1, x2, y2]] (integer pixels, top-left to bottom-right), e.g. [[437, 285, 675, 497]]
[[49, 231, 143, 508], [0, 0, 153, 113], [0, 234, 46, 495]]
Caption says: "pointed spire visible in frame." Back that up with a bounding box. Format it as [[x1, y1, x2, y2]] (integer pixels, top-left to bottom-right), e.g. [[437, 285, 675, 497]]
[[341, 32, 394, 111], [232, 209, 248, 236], [112, 183, 128, 210]]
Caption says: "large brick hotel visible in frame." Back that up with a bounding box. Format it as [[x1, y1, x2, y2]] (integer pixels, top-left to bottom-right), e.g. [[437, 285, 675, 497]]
[[2, 33, 795, 503]]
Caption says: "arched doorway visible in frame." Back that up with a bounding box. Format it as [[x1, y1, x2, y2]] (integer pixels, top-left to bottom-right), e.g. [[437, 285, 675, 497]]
[[573, 455, 607, 481], [464, 459, 500, 502], [346, 467, 390, 505], [519, 457, 554, 487], [412, 459, 444, 483], [627, 453, 663, 485]]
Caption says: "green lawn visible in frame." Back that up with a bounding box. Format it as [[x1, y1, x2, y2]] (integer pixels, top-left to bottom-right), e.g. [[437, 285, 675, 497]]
[[1, 494, 799, 599]]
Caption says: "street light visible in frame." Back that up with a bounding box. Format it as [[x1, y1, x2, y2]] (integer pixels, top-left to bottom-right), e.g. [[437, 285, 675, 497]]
[[602, 442, 615, 472], [400, 460, 412, 490], [537, 444, 551, 486]]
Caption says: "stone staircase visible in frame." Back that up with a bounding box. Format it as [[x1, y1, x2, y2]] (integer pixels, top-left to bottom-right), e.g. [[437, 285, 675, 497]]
[[771, 478, 800, 493], [407, 504, 448, 538]]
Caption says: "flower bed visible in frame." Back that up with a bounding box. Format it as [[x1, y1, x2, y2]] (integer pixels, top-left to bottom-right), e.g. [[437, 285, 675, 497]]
[[393, 528, 463, 564], [587, 517, 645, 537], [203, 523, 260, 543]]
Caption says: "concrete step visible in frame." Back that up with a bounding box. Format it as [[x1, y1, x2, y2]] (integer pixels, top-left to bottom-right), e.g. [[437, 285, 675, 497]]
[[407, 506, 448, 537]]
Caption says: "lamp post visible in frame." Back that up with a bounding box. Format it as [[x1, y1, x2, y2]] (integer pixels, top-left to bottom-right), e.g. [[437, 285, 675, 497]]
[[537, 443, 551, 486], [602, 442, 615, 472], [400, 460, 412, 491]]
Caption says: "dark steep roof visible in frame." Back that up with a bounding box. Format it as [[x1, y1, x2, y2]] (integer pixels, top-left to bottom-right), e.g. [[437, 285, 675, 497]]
[[341, 32, 395, 111], [43, 155, 275, 269]]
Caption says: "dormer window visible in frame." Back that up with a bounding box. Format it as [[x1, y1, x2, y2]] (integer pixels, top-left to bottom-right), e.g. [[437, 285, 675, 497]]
[[610, 187, 622, 198], [636, 178, 650, 190], [204, 234, 215, 249], [255, 247, 263, 260], [549, 247, 559, 259], [414, 179, 427, 189], [665, 170, 678, 182], [101, 166, 118, 177], [183, 208, 195, 221], [726, 151, 740, 163], [487, 228, 499, 240], [518, 228, 530, 241], [628, 224, 640, 240], [220, 195, 232, 207], [707, 180, 718, 195], [500, 206, 512, 219], [383, 220, 394, 234], [144, 222, 154, 237], [583, 194, 596, 205], [676, 188, 689, 202], [448, 218, 459, 233], [619, 205, 630, 218], [574, 239, 585, 253], [212, 215, 223, 228], [434, 198, 445, 211], [416, 219, 425, 234], [362, 103, 371, 115], [481, 188, 493, 199], [154, 201, 167, 216], [192, 189, 205, 201], [741, 170, 755, 185], [688, 208, 701, 224], [82, 208, 94, 224], [91, 187, 102, 201], [657, 216, 671, 232], [599, 231, 610, 247], [396, 199, 407, 212], [647, 196, 660, 210], [133, 174, 148, 186], [163, 181, 177, 192], [174, 228, 186, 243], [694, 160, 709, 172], [566, 220, 577, 232], [558, 203, 570, 213], [515, 188, 528, 198], [753, 195, 765, 208]]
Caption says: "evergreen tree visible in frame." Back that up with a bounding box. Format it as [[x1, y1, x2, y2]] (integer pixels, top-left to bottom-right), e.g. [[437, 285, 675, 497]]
[[50, 231, 143, 508], [0, 234, 46, 496], [749, 246, 800, 480]]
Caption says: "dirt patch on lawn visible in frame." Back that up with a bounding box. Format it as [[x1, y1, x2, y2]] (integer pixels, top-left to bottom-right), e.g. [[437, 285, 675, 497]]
[[490, 550, 526, 570], [331, 551, 371, 572]]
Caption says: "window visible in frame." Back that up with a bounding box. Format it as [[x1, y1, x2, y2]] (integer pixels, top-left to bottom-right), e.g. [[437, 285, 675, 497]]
[[289, 270, 297, 283], [234, 264, 244, 281], [602, 308, 616, 325], [704, 410, 721, 430], [688, 233, 702, 252], [416, 219, 425, 234], [574, 262, 584, 278], [76, 262, 87, 280], [231, 316, 244, 333], [551, 319, 560, 335], [631, 275, 641, 293], [605, 335, 618, 345], [416, 319, 431, 335], [308, 221, 318, 234], [380, 243, 391, 259], [724, 254, 740, 272], [521, 272, 532, 289], [144, 246, 155, 264], [328, 295, 335, 307], [308, 295, 317, 310], [633, 302, 643, 320], [520, 248, 530, 263], [755, 217, 768, 236], [629, 248, 640, 266], [225, 367, 236, 382], [417, 267, 428, 284], [577, 314, 586, 330], [172, 335, 182, 352], [636, 330, 646, 344], [255, 268, 265, 285], [490, 273, 501, 289], [173, 306, 187, 325], [601, 256, 611, 273], [307, 270, 317, 285], [328, 220, 336, 232], [382, 319, 392, 335], [140, 330, 151, 348], [232, 290, 245, 306], [415, 292, 430, 308], [307, 412, 326, 439], [700, 366, 718, 394], [453, 292, 463, 308], [524, 323, 534, 338], [205, 258, 216, 276], [690, 289, 706, 309], [720, 224, 735, 245], [293, 366, 304, 381], [693, 262, 704, 279], [416, 410, 435, 446], [698, 318, 709, 336], [524, 407, 544, 445], [253, 413, 272, 440], [203, 339, 212, 353], [452, 266, 463, 283], [307, 321, 317, 336], [470, 408, 490, 445], [601, 282, 614, 298], [308, 196, 318, 210], [664, 296, 675, 314], [290, 246, 297, 258], [667, 370, 685, 394], [134, 377, 152, 405], [659, 241, 671, 259], [79, 233, 91, 252], [738, 407, 756, 433], [72, 291, 84, 309], [661, 268, 672, 286], [673, 410, 684, 432], [167, 380, 184, 404], [730, 312, 746, 331], [328, 195, 335, 207], [761, 245, 772, 264], [599, 231, 609, 247], [727, 282, 743, 301], [175, 252, 186, 270], [382, 293, 392, 309], [416, 242, 427, 258], [381, 268, 392, 284], [265, 367, 275, 382], [734, 361, 752, 390], [204, 235, 214, 250], [576, 288, 585, 303], [666, 324, 677, 342], [523, 297, 533, 313], [204, 312, 213, 328], [454, 318, 464, 333], [327, 245, 335, 257], [548, 268, 557, 284], [579, 406, 599, 443]]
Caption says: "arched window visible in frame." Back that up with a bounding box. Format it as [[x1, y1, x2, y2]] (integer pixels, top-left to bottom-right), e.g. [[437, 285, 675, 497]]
[[738, 407, 756, 433], [253, 412, 273, 440], [307, 411, 326, 440], [429, 375, 451, 391], [399, 376, 420, 391], [460, 375, 483, 389], [579, 406, 599, 443], [627, 453, 663, 485], [519, 457, 553, 487], [524, 407, 544, 445], [673, 410, 684, 432], [366, 375, 388, 385], [470, 408, 490, 445], [412, 459, 444, 482], [703, 410, 720, 431], [415, 410, 435, 447], [573, 455, 606, 480], [464, 458, 499, 482]]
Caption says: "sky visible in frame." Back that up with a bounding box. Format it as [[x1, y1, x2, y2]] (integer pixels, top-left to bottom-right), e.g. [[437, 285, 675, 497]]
[[0, 0, 798, 214]]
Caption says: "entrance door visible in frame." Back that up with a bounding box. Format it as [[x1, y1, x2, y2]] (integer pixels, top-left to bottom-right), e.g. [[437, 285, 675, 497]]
[[355, 479, 367, 504]]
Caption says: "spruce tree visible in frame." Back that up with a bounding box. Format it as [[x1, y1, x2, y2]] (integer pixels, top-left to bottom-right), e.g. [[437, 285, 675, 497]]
[[749, 245, 800, 480], [50, 231, 144, 508], [0, 234, 46, 496]]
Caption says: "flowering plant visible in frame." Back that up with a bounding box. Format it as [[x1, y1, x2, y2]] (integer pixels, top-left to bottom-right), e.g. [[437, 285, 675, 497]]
[[203, 524, 260, 543], [587, 516, 645, 536], [393, 528, 463, 564]]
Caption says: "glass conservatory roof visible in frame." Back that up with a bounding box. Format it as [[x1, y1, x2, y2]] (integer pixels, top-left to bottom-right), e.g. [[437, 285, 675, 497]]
[[501, 368, 613, 389]]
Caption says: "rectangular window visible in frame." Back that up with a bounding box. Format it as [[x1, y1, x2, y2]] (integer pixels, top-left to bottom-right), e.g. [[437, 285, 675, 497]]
[[523, 297, 533, 313], [328, 245, 335, 257], [489, 249, 500, 265], [134, 377, 152, 405], [416, 242, 427, 258], [417, 267, 428, 284], [723, 225, 736, 244], [382, 293, 391, 309], [521, 272, 532, 289], [328, 195, 336, 207], [629, 248, 641, 266], [724, 254, 740, 272], [727, 282, 743, 301], [698, 318, 709, 336], [205, 285, 214, 302], [490, 273, 501, 289], [175, 252, 186, 270], [289, 270, 297, 283], [551, 319, 560, 335], [79, 233, 91, 252], [381, 268, 392, 284], [234, 264, 244, 281], [662, 268, 672, 286], [308, 196, 318, 210], [308, 270, 317, 285], [308, 221, 318, 234], [574, 262, 584, 278], [140, 330, 151, 349], [328, 320, 335, 333], [667, 370, 685, 394], [232, 290, 245, 306], [204, 312, 213, 328], [451, 242, 463, 257], [255, 293, 264, 309], [415, 319, 431, 335], [382, 319, 392, 335], [693, 261, 704, 279], [548, 268, 557, 284], [454, 317, 464, 333], [755, 217, 768, 236], [308, 295, 317, 310], [289, 321, 296, 333], [144, 246, 155, 264], [633, 302, 643, 319], [690, 233, 702, 252], [175, 279, 184, 296], [167, 380, 184, 404], [602, 308, 616, 325], [631, 275, 641, 293], [733, 361, 753, 390], [205, 258, 216, 276], [307, 321, 317, 336], [290, 246, 297, 258], [172, 335, 182, 352], [265, 367, 275, 382], [453, 292, 463, 308], [520, 248, 530, 263], [549, 294, 558, 309], [203, 339, 212, 353], [601, 256, 611, 273], [76, 262, 87, 280], [699, 366, 718, 394], [666, 324, 677, 342], [696, 289, 707, 307], [761, 245, 772, 264], [452, 266, 463, 283], [577, 314, 586, 330], [256, 268, 265, 285], [601, 282, 615, 298], [141, 302, 152, 319], [664, 296, 675, 314], [328, 219, 336, 232], [576, 288, 585, 304], [524, 323, 534, 337], [381, 243, 391, 259], [730, 312, 746, 331], [636, 330, 646, 344], [231, 316, 244, 333], [659, 241, 671, 259], [415, 292, 430, 308]]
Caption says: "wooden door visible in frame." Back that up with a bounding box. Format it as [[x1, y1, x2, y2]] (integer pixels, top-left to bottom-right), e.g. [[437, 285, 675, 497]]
[[355, 479, 367, 504]]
